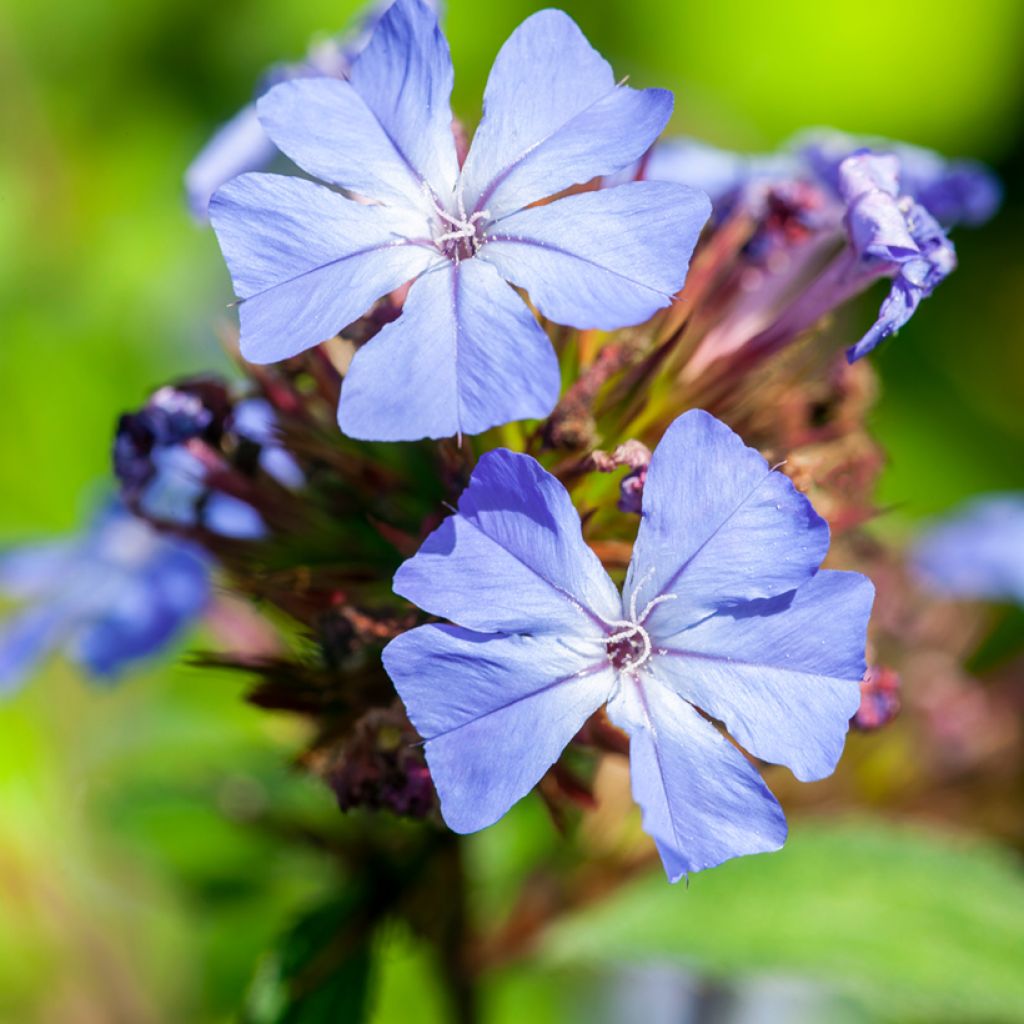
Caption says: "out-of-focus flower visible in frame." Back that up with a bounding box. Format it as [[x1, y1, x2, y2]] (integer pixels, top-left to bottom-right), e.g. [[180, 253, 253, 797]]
[[209, 0, 709, 441], [383, 411, 873, 880], [912, 494, 1024, 604], [0, 502, 210, 693], [185, 0, 440, 218]]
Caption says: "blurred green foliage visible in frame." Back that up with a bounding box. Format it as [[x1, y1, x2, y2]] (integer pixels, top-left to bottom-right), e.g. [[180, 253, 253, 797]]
[[1, 0, 1022, 1020]]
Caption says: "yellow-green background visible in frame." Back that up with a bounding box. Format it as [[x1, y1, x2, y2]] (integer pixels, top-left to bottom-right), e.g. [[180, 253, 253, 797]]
[[1, 1, 1022, 1020]]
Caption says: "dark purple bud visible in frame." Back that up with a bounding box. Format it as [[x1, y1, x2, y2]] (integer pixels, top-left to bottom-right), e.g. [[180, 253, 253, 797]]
[[328, 708, 435, 819]]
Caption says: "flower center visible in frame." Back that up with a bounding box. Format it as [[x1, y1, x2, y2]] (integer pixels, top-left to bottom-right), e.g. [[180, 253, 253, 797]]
[[606, 622, 653, 672], [427, 189, 490, 263], [595, 570, 679, 676]]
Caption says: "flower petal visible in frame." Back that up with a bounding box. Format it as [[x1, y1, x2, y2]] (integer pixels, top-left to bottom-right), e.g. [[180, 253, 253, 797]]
[[460, 10, 672, 218], [256, 0, 456, 208], [393, 449, 622, 635], [185, 102, 278, 219], [607, 675, 787, 880], [383, 624, 614, 832], [210, 173, 438, 363], [0, 541, 74, 600], [74, 549, 208, 678], [348, 0, 459, 203], [653, 571, 873, 782], [480, 182, 710, 329], [625, 410, 830, 634], [337, 259, 560, 441], [0, 606, 67, 695]]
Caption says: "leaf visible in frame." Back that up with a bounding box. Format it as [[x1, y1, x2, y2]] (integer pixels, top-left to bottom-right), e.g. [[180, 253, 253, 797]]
[[243, 897, 374, 1024], [538, 819, 1024, 1022]]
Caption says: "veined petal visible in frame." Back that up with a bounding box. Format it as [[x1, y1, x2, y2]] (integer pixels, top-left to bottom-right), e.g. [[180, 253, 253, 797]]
[[256, 1, 456, 208], [460, 10, 672, 218], [383, 625, 614, 833], [480, 182, 710, 329], [393, 448, 622, 635], [337, 259, 560, 441], [607, 675, 787, 881], [349, 0, 459, 203], [625, 410, 830, 635], [653, 571, 873, 782], [210, 173, 438, 363]]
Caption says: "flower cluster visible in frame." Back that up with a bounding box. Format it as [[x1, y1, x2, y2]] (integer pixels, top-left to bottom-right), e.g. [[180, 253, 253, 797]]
[[3, 0, 1002, 890]]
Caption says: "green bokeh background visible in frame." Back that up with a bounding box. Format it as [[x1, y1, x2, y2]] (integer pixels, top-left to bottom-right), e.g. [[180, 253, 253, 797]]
[[1, 0, 1022, 1020]]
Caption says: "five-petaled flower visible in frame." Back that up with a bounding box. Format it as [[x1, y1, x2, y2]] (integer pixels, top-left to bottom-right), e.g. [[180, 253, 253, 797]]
[[383, 410, 874, 879], [210, 0, 710, 442]]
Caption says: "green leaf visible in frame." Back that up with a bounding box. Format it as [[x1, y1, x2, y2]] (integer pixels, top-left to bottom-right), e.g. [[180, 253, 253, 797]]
[[243, 897, 373, 1024], [538, 819, 1024, 1022]]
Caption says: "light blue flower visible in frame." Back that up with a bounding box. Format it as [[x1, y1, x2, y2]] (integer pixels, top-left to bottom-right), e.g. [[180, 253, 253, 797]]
[[209, 0, 710, 442], [0, 502, 210, 694], [382, 411, 873, 879], [912, 494, 1024, 605]]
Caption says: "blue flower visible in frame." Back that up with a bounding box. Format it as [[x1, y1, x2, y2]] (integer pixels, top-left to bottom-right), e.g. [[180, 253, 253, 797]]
[[0, 502, 210, 694], [382, 410, 873, 879], [209, 0, 710, 442], [839, 153, 958, 361], [912, 494, 1024, 605], [185, 0, 440, 218]]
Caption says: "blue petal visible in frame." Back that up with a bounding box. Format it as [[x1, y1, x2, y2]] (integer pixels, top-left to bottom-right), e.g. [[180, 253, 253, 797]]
[[480, 182, 710, 329], [73, 540, 209, 678], [337, 259, 560, 441], [348, 0, 458, 204], [185, 103, 279, 220], [210, 173, 438, 363], [393, 449, 622, 635], [607, 674, 787, 880], [383, 624, 614, 832], [0, 606, 66, 695], [912, 493, 1024, 605], [644, 138, 798, 207], [626, 410, 830, 636], [0, 541, 74, 599], [256, 2, 456, 208], [203, 494, 267, 540], [459, 10, 672, 218], [652, 571, 873, 782]]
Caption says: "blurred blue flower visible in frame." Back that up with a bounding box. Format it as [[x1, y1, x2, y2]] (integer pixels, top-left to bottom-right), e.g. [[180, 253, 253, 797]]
[[185, 0, 439, 218], [912, 494, 1024, 604], [209, 0, 710, 441], [839, 153, 957, 360], [383, 410, 873, 879], [0, 503, 210, 694]]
